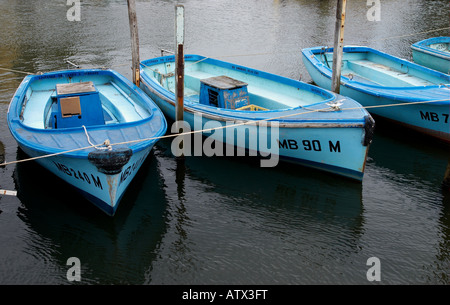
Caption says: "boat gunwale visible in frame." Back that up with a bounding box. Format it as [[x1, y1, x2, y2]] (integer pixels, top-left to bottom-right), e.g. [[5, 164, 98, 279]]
[[411, 36, 450, 60]]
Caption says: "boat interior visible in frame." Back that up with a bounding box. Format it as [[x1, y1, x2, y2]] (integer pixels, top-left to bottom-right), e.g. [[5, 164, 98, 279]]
[[317, 50, 448, 87], [21, 77, 151, 130], [429, 42, 450, 53], [142, 60, 331, 111]]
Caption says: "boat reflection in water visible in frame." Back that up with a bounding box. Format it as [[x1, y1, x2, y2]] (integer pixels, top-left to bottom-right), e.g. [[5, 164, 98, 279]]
[[366, 120, 450, 186], [13, 148, 168, 284], [150, 137, 366, 284]]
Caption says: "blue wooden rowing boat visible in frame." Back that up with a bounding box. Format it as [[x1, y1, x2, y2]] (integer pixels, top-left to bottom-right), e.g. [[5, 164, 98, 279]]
[[139, 54, 374, 181], [7, 69, 167, 216], [411, 37, 450, 74], [302, 46, 450, 143]]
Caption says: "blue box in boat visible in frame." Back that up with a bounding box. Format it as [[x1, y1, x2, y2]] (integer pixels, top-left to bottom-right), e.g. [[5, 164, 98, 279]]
[[51, 81, 105, 129], [199, 75, 250, 109]]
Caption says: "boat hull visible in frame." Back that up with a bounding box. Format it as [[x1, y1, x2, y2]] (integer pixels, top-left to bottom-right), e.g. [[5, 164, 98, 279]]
[[18, 143, 153, 216], [140, 55, 374, 181], [411, 37, 450, 74], [302, 46, 450, 143]]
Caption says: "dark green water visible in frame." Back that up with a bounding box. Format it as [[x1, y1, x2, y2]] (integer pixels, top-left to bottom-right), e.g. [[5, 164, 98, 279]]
[[0, 0, 449, 285]]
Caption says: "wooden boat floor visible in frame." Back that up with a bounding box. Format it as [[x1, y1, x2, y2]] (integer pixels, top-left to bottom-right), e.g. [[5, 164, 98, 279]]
[[344, 59, 436, 87]]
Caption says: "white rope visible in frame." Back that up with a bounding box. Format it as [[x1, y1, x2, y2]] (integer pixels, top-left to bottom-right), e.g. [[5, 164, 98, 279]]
[[0, 97, 449, 168], [0, 67, 33, 75], [364, 27, 450, 43], [82, 125, 111, 151]]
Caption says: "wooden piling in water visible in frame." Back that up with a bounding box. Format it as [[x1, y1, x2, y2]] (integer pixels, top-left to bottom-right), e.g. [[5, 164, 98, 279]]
[[175, 4, 185, 123], [127, 0, 140, 87], [331, 0, 347, 94]]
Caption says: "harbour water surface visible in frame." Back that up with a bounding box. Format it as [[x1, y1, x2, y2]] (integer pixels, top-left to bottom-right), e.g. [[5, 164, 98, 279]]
[[0, 0, 449, 285]]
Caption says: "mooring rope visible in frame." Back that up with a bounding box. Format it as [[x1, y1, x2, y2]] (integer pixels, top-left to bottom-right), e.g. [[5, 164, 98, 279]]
[[0, 97, 449, 168], [361, 27, 450, 43], [0, 67, 34, 75], [82, 125, 112, 151]]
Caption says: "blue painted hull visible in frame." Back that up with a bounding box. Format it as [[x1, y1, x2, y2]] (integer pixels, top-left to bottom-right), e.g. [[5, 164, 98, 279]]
[[18, 143, 153, 216], [140, 55, 374, 181], [8, 69, 167, 216], [411, 37, 450, 74], [302, 46, 450, 143]]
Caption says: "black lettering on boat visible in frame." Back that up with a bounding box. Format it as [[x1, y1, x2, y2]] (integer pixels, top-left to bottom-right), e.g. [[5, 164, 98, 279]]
[[302, 140, 321, 151], [420, 111, 439, 122], [83, 173, 91, 184], [77, 171, 85, 181], [70, 168, 79, 179], [54, 162, 95, 185], [91, 175, 103, 190], [430, 112, 439, 122], [277, 139, 299, 150], [277, 139, 288, 149], [53, 161, 72, 176], [119, 166, 132, 184], [118, 155, 147, 186], [420, 111, 430, 120], [329, 140, 341, 153], [288, 140, 299, 150], [53, 161, 64, 172]]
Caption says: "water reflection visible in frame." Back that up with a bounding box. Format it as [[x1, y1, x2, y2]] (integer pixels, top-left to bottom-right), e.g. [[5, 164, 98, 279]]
[[0, 140, 5, 214], [368, 119, 450, 186], [364, 122, 450, 284], [435, 190, 450, 284], [159, 136, 364, 228], [13, 148, 168, 284], [0, 140, 4, 165], [148, 138, 365, 284]]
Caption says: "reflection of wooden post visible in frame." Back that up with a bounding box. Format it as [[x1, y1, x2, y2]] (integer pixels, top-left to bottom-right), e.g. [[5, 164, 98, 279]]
[[0, 140, 4, 165], [175, 157, 186, 201], [175, 5, 185, 158], [443, 159, 450, 190], [331, 0, 346, 93], [127, 0, 140, 87]]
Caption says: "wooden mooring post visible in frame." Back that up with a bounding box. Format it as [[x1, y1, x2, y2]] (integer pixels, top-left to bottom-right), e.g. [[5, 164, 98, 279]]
[[127, 0, 140, 87], [175, 4, 185, 123], [331, 0, 347, 94]]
